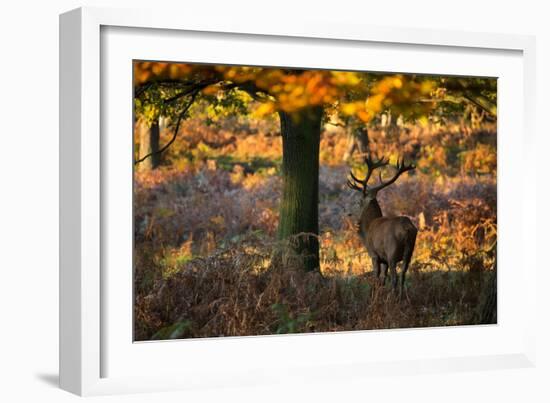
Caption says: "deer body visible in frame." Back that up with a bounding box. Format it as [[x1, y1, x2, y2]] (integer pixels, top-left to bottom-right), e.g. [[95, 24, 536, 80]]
[[359, 199, 417, 292], [348, 156, 418, 295]]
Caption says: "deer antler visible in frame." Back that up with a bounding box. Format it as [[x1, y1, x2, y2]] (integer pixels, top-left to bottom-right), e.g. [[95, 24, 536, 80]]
[[368, 157, 415, 193], [347, 155, 389, 195]]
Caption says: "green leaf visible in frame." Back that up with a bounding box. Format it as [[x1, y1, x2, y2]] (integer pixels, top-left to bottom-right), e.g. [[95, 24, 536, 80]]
[[151, 320, 192, 340]]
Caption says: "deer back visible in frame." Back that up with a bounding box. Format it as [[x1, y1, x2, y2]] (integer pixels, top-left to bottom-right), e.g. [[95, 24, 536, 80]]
[[359, 200, 417, 264]]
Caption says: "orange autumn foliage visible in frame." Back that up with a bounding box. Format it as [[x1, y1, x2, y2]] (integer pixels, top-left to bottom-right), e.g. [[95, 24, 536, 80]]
[[134, 62, 435, 122]]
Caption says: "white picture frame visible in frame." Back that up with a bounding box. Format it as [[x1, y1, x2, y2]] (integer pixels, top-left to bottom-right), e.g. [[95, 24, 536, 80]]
[[59, 6, 537, 396]]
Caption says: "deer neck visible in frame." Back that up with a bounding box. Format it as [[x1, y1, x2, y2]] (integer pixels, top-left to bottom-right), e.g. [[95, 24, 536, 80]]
[[358, 198, 383, 239]]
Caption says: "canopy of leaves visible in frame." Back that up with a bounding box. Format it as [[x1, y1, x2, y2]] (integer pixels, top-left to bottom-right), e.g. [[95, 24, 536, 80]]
[[134, 61, 496, 128]]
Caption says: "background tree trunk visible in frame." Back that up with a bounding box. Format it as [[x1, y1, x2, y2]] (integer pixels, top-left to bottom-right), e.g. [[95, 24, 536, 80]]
[[343, 126, 370, 162], [380, 110, 392, 138], [479, 262, 497, 324], [137, 118, 160, 171], [277, 106, 323, 272]]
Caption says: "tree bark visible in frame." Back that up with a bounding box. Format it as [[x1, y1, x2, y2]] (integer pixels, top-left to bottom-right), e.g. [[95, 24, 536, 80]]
[[277, 106, 323, 272], [137, 118, 161, 171], [343, 126, 370, 162], [479, 259, 497, 324], [479, 271, 497, 324]]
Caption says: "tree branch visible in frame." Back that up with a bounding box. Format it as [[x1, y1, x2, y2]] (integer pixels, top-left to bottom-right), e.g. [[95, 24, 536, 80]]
[[326, 121, 346, 128], [419, 93, 496, 118], [462, 91, 497, 117], [134, 90, 199, 165], [224, 81, 272, 101], [134, 78, 272, 166], [162, 80, 219, 104], [134, 82, 153, 98]]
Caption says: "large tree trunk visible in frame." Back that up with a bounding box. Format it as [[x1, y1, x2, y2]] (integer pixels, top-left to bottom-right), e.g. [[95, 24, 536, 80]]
[[137, 118, 160, 171], [277, 107, 323, 272]]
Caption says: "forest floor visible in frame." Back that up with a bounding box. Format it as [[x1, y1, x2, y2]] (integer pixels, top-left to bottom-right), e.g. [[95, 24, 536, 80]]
[[134, 118, 497, 340]]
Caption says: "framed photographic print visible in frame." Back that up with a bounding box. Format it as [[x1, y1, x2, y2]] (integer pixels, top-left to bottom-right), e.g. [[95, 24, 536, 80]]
[[60, 6, 537, 396]]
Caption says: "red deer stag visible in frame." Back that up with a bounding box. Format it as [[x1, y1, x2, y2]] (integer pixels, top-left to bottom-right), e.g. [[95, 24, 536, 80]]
[[347, 156, 417, 296]]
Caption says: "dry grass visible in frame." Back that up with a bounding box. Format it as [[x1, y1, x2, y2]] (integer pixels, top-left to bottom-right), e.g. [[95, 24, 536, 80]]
[[135, 234, 492, 340], [134, 116, 497, 340]]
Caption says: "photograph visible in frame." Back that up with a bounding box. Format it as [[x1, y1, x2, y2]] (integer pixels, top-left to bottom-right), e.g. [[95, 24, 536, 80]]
[[132, 61, 497, 341]]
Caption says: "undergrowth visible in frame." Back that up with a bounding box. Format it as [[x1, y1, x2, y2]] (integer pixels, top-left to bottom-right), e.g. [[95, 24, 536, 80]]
[[134, 118, 497, 340], [135, 234, 492, 341]]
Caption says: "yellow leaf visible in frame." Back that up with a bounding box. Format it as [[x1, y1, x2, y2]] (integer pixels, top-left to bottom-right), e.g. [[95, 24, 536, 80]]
[[253, 101, 276, 117]]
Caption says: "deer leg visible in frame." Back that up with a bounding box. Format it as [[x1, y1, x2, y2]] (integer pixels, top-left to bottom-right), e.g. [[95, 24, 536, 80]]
[[372, 257, 381, 279], [381, 263, 389, 285], [389, 262, 398, 292], [400, 258, 411, 297]]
